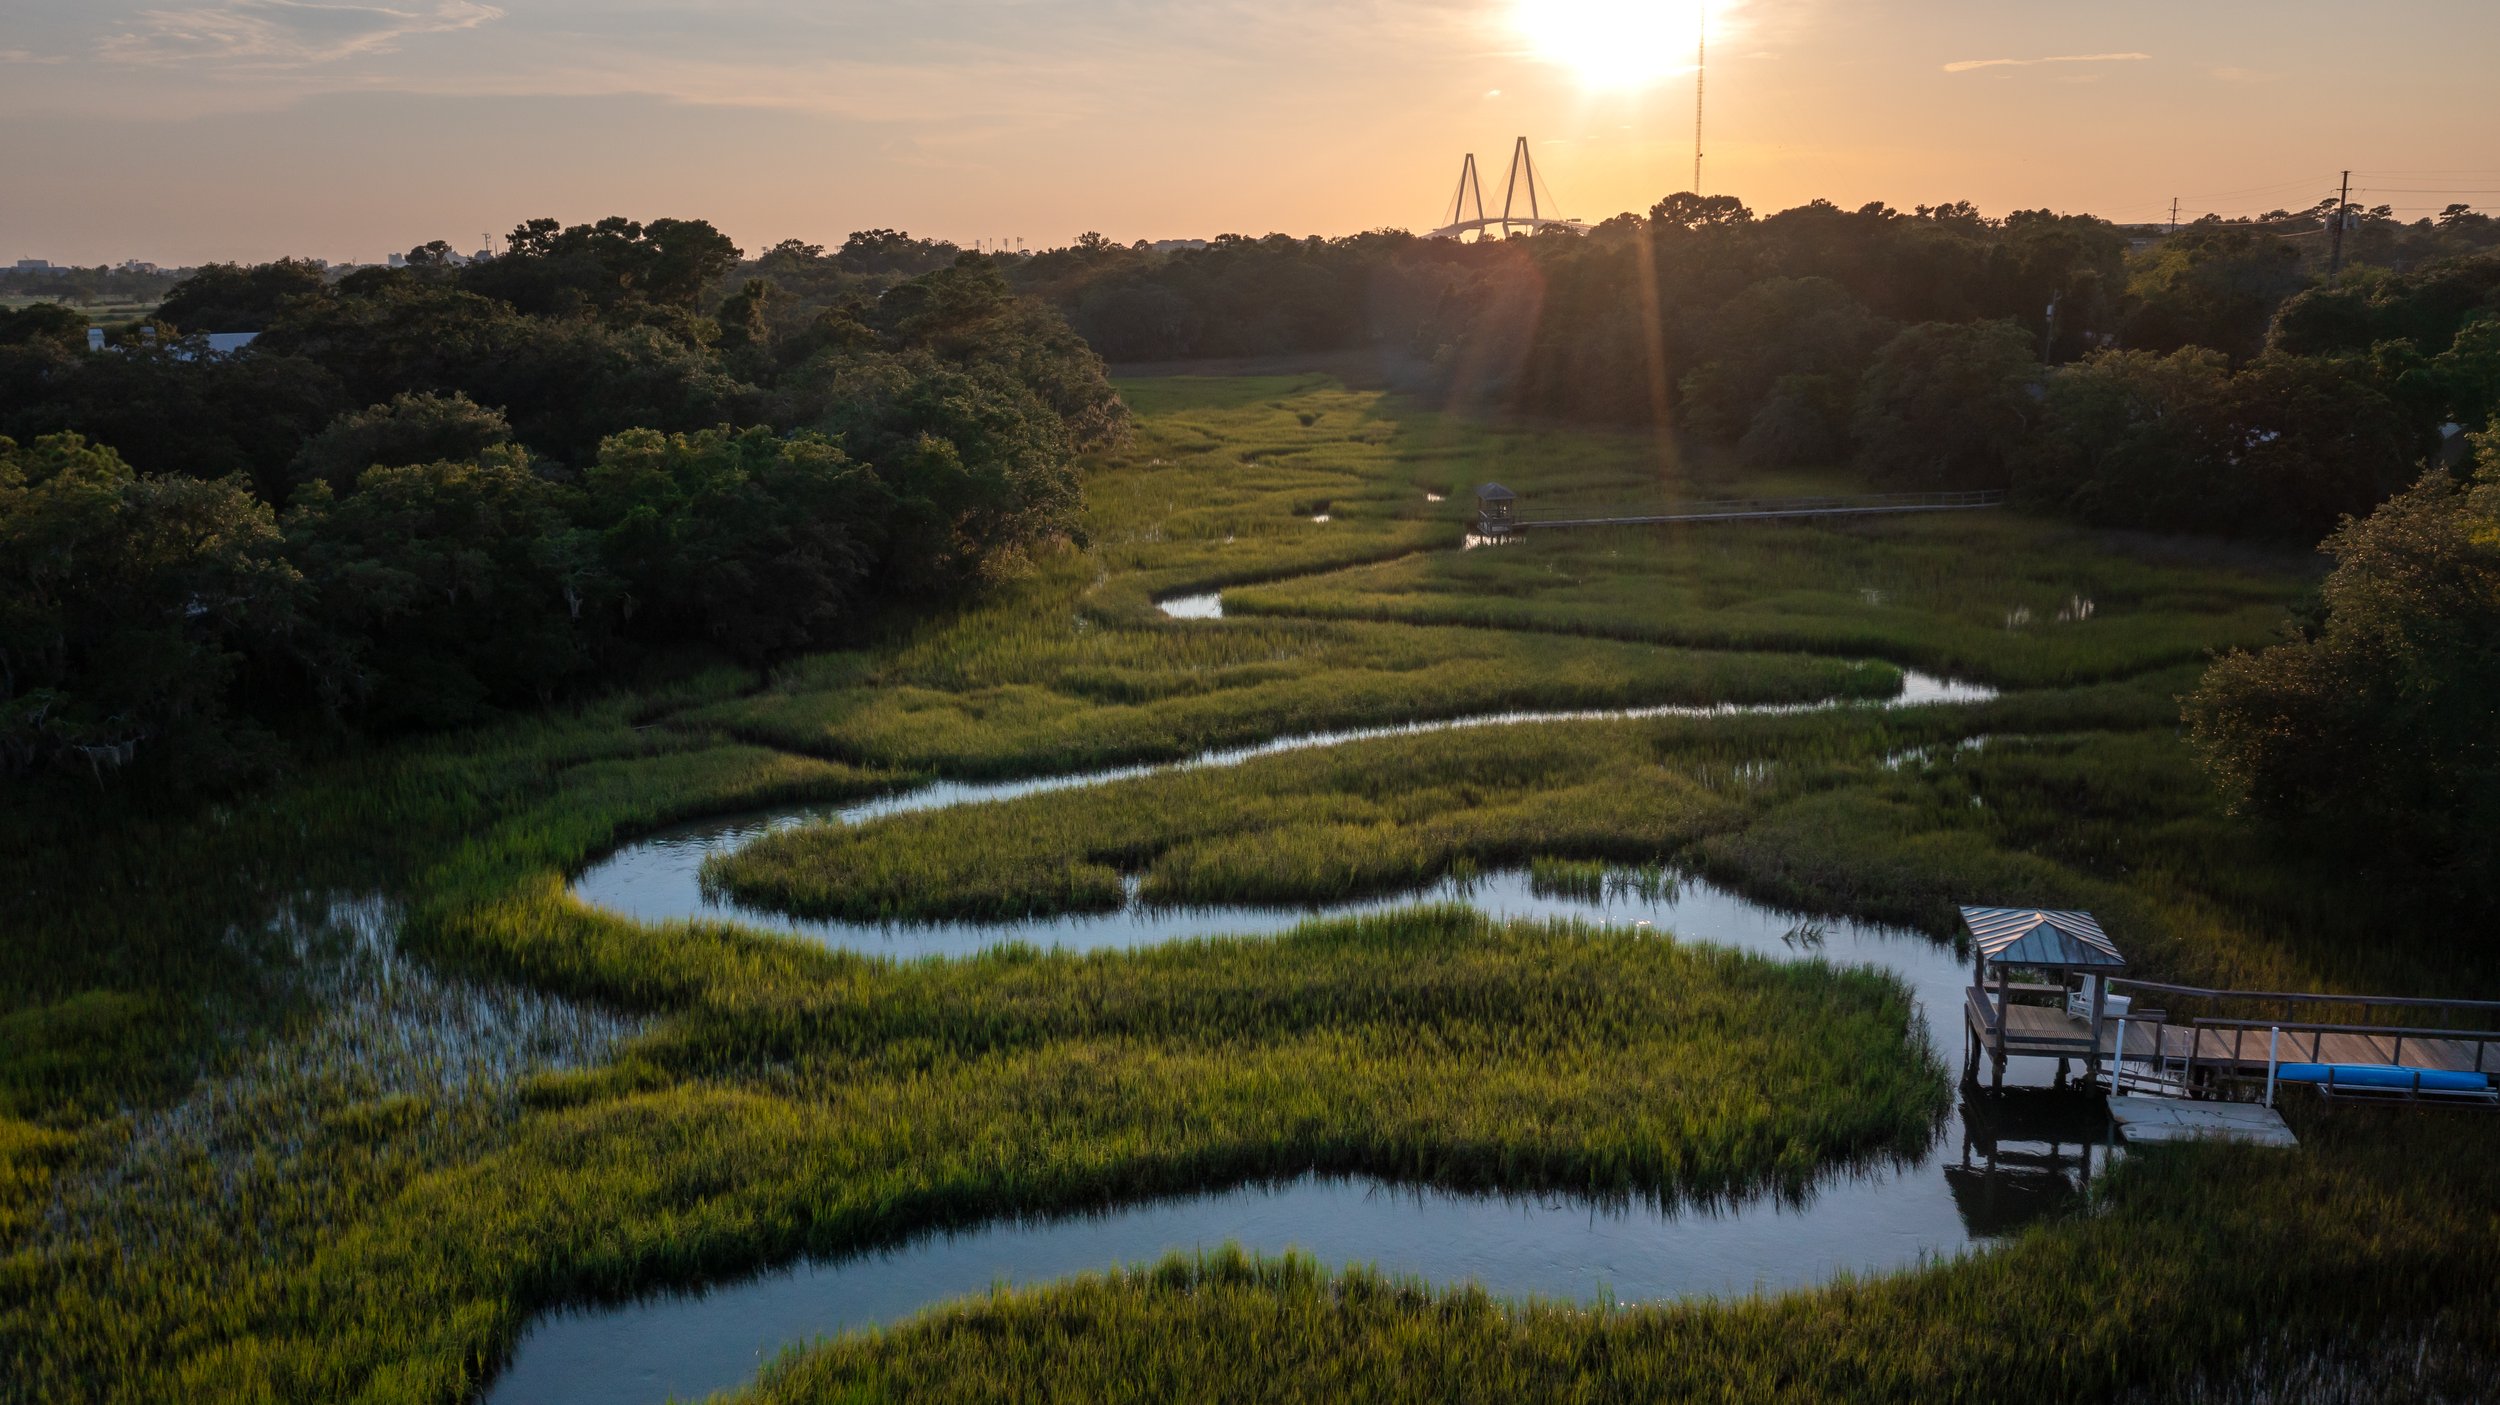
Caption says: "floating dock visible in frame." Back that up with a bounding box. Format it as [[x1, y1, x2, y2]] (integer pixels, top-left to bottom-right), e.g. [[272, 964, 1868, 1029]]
[[2107, 1095, 2297, 1148]]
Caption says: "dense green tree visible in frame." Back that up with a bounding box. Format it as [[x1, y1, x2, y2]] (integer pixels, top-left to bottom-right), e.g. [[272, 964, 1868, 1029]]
[[1852, 320, 2040, 488], [0, 303, 88, 350], [286, 392, 515, 495], [2430, 314, 2500, 432], [262, 280, 751, 467], [2123, 227, 2311, 362], [154, 258, 331, 333], [2018, 348, 2232, 527], [0, 335, 346, 500], [794, 350, 1084, 587], [0, 436, 298, 781], [1072, 282, 1199, 361], [2220, 355, 2423, 537], [462, 216, 743, 323], [1648, 192, 1756, 231], [2268, 253, 2500, 434], [0, 222, 1122, 788], [1738, 374, 1853, 468], [584, 427, 886, 660], [714, 278, 777, 357], [835, 230, 965, 278], [2187, 433, 2500, 905], [2018, 348, 2420, 539], [1676, 277, 1889, 443], [284, 449, 591, 728]]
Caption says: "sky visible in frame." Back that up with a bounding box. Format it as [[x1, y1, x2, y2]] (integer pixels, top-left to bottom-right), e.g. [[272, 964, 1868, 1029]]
[[4, 0, 2498, 267]]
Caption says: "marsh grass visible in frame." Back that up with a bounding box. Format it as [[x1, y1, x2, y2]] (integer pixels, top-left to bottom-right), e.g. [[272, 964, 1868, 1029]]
[[720, 1110, 2500, 1405], [706, 686, 2461, 996], [697, 583, 1900, 779], [18, 909, 1950, 1403], [687, 375, 1916, 780], [1527, 858, 1679, 904], [1227, 516, 2306, 688], [0, 680, 904, 1398], [7, 371, 2488, 1404]]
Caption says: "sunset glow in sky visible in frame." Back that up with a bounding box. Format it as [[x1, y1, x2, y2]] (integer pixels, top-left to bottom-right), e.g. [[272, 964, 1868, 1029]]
[[4, 0, 2498, 265]]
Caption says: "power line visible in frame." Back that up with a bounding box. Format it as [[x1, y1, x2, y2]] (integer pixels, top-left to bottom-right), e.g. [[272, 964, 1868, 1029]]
[[2172, 173, 2339, 201], [2329, 170, 2352, 278]]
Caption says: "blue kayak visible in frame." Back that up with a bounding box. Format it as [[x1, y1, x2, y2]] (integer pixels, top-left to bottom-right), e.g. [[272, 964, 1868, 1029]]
[[2272, 1062, 2491, 1093]]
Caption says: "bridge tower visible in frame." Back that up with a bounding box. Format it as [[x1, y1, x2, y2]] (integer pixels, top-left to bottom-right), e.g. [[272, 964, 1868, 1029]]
[[1429, 138, 1588, 241], [1445, 153, 1487, 238]]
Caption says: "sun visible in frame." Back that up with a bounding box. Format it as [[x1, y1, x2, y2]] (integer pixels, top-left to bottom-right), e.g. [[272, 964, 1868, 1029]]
[[1507, 0, 1713, 91]]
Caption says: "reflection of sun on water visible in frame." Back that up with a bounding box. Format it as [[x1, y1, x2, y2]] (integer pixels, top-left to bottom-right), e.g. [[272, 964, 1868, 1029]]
[[1508, 0, 1718, 91]]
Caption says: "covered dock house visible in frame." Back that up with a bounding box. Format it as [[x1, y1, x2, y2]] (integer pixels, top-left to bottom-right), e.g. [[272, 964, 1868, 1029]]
[[1961, 906, 2131, 1089], [1474, 482, 1518, 535]]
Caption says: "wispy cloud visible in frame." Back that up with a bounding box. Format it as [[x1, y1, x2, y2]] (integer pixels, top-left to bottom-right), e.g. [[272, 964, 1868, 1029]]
[[100, 0, 502, 67], [1943, 52, 2150, 75], [0, 48, 70, 64]]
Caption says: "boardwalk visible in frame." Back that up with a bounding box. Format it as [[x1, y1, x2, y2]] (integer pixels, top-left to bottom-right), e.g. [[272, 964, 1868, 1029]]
[[1486, 489, 2007, 534], [1966, 988, 2500, 1090]]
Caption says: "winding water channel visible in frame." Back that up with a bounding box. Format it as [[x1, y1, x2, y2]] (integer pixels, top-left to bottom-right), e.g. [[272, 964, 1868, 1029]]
[[491, 623, 2110, 1405]]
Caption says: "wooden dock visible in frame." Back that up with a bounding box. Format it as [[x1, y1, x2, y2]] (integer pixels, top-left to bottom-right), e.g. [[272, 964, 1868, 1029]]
[[1964, 980, 2500, 1113], [1966, 990, 2500, 1074]]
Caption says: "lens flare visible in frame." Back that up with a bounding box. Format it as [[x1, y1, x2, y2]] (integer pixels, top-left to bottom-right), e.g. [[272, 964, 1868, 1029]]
[[1508, 0, 1714, 91]]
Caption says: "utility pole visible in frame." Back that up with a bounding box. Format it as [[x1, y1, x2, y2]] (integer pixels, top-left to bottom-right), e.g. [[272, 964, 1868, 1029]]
[[1692, 2, 1707, 193], [2168, 197, 2179, 234], [2328, 169, 2352, 280]]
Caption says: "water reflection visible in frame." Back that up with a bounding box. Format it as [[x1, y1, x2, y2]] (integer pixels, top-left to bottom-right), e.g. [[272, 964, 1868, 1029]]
[[1943, 1087, 2116, 1238]]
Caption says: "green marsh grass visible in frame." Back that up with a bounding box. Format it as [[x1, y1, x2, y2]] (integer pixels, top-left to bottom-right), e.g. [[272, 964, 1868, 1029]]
[[14, 909, 1949, 1403], [695, 564, 1901, 779], [720, 1110, 2500, 1405], [1527, 857, 1678, 904], [1227, 517, 2307, 689], [9, 371, 2492, 1403], [687, 374, 1914, 779]]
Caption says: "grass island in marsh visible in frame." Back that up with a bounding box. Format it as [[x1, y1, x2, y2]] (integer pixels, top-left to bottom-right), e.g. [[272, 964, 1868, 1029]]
[[7, 372, 2499, 1404]]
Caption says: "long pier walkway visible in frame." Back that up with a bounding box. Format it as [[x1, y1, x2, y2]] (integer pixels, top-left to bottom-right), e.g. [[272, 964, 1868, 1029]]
[[1482, 489, 2007, 535], [1964, 979, 2500, 1104]]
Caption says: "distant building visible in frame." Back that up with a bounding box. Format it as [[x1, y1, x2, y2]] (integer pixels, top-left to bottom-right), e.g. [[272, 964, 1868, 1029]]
[[87, 327, 260, 358], [1147, 240, 1211, 254], [117, 260, 162, 275], [14, 259, 56, 272]]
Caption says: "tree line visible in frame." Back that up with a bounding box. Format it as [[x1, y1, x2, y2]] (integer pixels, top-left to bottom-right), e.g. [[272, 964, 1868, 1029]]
[[1, 219, 1122, 789], [1007, 198, 2500, 544]]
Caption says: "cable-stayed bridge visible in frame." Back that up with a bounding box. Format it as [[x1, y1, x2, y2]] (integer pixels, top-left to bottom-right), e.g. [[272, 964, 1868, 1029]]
[[1429, 137, 1591, 240]]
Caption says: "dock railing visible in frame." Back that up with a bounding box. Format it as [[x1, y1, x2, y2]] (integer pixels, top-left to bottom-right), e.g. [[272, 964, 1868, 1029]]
[[2102, 979, 2500, 1102]]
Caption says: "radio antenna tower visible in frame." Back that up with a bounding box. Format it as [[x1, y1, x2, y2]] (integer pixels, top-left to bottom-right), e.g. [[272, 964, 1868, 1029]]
[[1691, 3, 1707, 192]]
